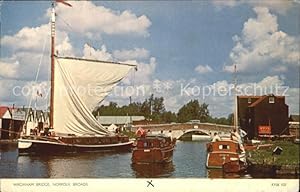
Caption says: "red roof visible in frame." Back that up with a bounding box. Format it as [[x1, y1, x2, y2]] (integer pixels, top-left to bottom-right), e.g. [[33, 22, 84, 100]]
[[249, 96, 267, 107], [0, 106, 9, 118], [238, 95, 284, 99]]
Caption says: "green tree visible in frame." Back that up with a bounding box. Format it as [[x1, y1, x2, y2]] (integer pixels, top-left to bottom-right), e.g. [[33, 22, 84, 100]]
[[161, 111, 177, 123], [152, 97, 165, 115], [177, 100, 210, 123], [227, 113, 234, 125]]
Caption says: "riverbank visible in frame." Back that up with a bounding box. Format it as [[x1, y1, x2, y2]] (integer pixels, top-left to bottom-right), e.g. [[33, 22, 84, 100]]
[[247, 140, 299, 178]]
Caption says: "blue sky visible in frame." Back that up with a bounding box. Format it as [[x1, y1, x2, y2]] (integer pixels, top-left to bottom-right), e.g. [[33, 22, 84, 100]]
[[0, 1, 299, 117]]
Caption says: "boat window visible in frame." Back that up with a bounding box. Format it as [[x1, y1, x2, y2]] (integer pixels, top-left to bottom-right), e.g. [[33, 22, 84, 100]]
[[248, 98, 251, 103], [219, 145, 230, 150], [269, 97, 275, 103]]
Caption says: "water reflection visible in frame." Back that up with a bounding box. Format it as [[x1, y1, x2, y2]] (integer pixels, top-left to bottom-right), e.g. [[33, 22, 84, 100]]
[[17, 155, 50, 178], [207, 169, 242, 179], [131, 162, 175, 178], [0, 142, 280, 178], [17, 151, 133, 178], [0, 143, 18, 178]]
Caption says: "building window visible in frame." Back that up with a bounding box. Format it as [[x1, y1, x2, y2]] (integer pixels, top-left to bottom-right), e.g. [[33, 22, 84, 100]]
[[248, 98, 251, 104], [269, 97, 275, 103]]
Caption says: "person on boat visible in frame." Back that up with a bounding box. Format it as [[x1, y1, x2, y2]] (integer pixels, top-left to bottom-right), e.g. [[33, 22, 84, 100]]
[[230, 129, 241, 142], [212, 132, 221, 142], [136, 127, 146, 137]]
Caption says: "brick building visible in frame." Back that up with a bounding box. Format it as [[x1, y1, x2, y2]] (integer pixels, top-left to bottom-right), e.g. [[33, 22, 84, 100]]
[[237, 95, 289, 139]]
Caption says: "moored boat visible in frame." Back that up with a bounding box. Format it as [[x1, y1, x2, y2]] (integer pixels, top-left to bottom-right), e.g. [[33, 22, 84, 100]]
[[18, 1, 136, 154], [18, 135, 133, 154], [205, 64, 247, 173], [132, 134, 176, 164], [206, 139, 246, 171]]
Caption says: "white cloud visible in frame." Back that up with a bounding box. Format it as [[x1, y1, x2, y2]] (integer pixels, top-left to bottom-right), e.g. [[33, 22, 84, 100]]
[[0, 22, 77, 81], [255, 75, 284, 87], [212, 0, 295, 15], [2, 23, 71, 54], [0, 61, 19, 78], [54, 1, 151, 37], [55, 36, 74, 56], [83, 43, 113, 61], [213, 0, 239, 8], [195, 64, 213, 74], [113, 48, 150, 61], [122, 57, 157, 85], [2, 24, 50, 52], [224, 7, 300, 74]]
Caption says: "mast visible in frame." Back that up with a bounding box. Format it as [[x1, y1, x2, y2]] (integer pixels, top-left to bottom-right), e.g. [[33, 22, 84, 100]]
[[50, 2, 55, 128], [233, 64, 238, 131]]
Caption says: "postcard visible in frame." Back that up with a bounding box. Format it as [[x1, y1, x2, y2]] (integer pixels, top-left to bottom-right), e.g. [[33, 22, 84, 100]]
[[0, 1, 299, 192]]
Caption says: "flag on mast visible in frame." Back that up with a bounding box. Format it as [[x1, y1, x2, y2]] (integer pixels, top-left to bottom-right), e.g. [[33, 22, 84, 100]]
[[56, 0, 72, 7]]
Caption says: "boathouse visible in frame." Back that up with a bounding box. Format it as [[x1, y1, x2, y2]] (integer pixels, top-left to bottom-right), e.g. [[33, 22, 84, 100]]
[[0, 106, 49, 139], [237, 95, 289, 139], [0, 106, 11, 139], [10, 108, 26, 139]]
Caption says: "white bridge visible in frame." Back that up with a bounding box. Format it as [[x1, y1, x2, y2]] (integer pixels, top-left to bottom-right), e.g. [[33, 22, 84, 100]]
[[135, 122, 233, 140], [151, 129, 212, 140]]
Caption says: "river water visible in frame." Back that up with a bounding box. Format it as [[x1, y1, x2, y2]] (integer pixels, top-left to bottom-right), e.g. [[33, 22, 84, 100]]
[[1, 141, 243, 178]]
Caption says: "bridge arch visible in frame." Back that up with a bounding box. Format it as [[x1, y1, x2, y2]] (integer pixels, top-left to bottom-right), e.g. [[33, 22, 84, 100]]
[[175, 129, 211, 140]]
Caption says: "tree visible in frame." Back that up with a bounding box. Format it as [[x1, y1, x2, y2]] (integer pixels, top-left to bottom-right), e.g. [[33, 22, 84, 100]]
[[199, 103, 209, 122], [177, 100, 210, 123], [227, 113, 234, 125], [152, 97, 165, 115], [161, 111, 177, 123]]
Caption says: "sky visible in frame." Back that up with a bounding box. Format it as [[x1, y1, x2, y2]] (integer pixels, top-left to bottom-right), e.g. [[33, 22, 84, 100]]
[[0, 0, 299, 117]]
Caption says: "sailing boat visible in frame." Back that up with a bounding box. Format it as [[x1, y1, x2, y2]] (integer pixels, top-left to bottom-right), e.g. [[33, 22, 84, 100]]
[[206, 65, 247, 173], [18, 2, 136, 154]]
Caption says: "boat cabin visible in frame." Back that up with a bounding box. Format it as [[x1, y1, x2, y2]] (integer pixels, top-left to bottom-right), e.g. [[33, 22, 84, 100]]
[[206, 139, 245, 169], [207, 140, 241, 153], [132, 135, 175, 164], [136, 135, 173, 149]]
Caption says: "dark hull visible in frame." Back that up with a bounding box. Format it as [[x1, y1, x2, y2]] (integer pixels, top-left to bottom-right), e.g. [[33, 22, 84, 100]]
[[131, 135, 176, 164], [132, 147, 174, 164], [206, 140, 246, 170], [18, 137, 133, 155], [222, 160, 247, 173]]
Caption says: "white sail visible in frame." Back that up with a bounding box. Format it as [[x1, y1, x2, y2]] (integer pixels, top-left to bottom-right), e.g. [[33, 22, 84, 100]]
[[53, 56, 136, 136]]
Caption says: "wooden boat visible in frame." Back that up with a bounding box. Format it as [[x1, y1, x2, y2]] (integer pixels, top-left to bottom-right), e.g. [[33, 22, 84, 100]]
[[206, 139, 246, 171], [222, 159, 247, 173], [18, 135, 132, 154], [18, 1, 136, 154], [132, 134, 176, 164], [205, 65, 247, 173]]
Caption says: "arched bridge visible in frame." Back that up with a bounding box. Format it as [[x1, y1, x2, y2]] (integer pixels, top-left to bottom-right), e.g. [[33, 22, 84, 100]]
[[133, 122, 233, 140], [151, 129, 211, 139]]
